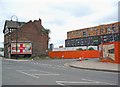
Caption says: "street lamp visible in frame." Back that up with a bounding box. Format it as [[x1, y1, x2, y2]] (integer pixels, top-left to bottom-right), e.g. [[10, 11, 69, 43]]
[[100, 25, 104, 60], [11, 15, 18, 59], [112, 28, 115, 42]]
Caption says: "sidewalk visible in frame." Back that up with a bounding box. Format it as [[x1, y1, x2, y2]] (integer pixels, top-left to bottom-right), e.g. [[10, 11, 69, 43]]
[[65, 59, 120, 72], [2, 57, 31, 61]]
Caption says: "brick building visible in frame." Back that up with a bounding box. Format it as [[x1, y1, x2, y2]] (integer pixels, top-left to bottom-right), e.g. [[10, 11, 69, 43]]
[[3, 18, 49, 58], [65, 22, 120, 47]]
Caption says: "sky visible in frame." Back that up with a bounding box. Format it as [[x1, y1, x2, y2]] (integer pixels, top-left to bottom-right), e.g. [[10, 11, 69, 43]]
[[0, 0, 119, 48]]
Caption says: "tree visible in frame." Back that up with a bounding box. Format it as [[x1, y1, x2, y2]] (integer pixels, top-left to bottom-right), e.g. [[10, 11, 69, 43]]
[[0, 48, 4, 51], [42, 28, 51, 34]]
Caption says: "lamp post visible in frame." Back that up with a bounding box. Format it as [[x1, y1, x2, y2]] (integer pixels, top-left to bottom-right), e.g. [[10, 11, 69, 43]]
[[11, 15, 18, 59], [112, 28, 115, 42], [100, 25, 104, 60]]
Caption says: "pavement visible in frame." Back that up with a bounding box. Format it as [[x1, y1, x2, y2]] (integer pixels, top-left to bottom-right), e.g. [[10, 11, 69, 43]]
[[65, 58, 120, 73], [2, 58, 31, 61]]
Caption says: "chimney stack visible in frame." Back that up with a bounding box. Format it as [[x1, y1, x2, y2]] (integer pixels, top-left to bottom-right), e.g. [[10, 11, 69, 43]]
[[33, 18, 42, 26]]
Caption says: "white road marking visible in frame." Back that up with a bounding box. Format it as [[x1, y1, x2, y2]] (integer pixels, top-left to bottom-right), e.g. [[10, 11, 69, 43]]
[[81, 78, 117, 85], [56, 81, 97, 84], [33, 74, 60, 75], [56, 78, 117, 85], [57, 82, 65, 86], [29, 62, 67, 69], [17, 69, 38, 71], [81, 78, 95, 82], [17, 69, 60, 78], [37, 70, 54, 73], [16, 70, 39, 78]]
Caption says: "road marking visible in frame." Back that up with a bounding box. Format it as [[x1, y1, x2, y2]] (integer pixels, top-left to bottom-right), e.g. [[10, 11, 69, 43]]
[[16, 70, 39, 78], [56, 81, 97, 84], [37, 70, 54, 73], [57, 82, 65, 86], [17, 69, 60, 78], [17, 69, 38, 71], [56, 79, 117, 85], [81, 78, 117, 85], [81, 78, 95, 82], [29, 62, 67, 69], [33, 74, 60, 75], [36, 70, 60, 75]]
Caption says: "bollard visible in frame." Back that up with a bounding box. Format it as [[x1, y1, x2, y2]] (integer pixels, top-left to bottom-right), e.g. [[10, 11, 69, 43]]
[[79, 57, 82, 61]]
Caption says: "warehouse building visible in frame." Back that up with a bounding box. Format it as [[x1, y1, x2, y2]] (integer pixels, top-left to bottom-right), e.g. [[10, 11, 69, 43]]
[[3, 18, 50, 58]]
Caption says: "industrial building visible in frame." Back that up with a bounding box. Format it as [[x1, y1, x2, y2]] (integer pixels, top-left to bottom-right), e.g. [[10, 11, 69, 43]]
[[3, 18, 49, 58]]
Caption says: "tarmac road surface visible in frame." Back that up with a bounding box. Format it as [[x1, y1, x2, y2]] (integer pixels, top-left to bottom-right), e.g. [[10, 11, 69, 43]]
[[2, 58, 119, 87]]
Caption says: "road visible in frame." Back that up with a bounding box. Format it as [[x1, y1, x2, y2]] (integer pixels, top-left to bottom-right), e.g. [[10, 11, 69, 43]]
[[2, 58, 119, 87]]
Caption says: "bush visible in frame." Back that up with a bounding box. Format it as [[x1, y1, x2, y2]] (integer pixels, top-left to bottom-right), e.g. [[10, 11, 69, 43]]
[[76, 48, 83, 50], [88, 47, 94, 50]]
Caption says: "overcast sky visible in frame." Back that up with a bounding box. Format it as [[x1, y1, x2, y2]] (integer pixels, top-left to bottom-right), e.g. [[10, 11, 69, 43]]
[[0, 0, 119, 48]]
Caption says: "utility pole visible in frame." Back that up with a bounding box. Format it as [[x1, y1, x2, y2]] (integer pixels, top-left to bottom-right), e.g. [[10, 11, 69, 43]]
[[11, 15, 18, 59]]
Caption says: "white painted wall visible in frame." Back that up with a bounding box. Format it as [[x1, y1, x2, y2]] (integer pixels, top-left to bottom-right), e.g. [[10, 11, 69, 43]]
[[53, 46, 98, 51]]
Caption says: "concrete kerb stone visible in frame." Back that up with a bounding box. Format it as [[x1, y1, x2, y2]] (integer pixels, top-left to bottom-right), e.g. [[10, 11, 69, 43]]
[[64, 61, 120, 73], [69, 64, 120, 73], [3, 58, 31, 61]]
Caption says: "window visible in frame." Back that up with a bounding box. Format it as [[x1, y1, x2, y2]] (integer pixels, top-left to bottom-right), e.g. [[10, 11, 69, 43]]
[[76, 32, 79, 36], [108, 49, 114, 54], [83, 31, 86, 36]]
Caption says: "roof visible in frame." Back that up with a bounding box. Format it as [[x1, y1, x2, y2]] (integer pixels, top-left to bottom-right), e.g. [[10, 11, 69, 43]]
[[3, 20, 26, 33], [3, 18, 49, 35], [67, 21, 120, 33]]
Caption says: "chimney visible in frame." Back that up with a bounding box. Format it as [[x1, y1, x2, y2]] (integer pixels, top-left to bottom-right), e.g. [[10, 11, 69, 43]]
[[39, 18, 42, 24], [33, 18, 42, 26]]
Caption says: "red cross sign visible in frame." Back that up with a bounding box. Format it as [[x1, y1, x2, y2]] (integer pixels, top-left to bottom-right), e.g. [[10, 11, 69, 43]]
[[19, 44, 25, 53], [11, 42, 32, 54]]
